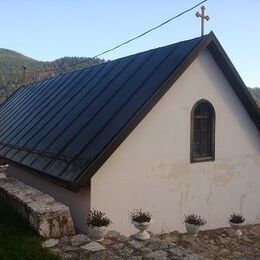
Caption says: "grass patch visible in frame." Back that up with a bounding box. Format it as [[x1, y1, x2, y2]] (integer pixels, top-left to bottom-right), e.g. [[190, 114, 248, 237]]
[[0, 198, 59, 260]]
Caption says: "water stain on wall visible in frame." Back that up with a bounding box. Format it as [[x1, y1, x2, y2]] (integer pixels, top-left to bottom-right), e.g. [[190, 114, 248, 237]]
[[206, 183, 213, 212], [152, 154, 259, 220]]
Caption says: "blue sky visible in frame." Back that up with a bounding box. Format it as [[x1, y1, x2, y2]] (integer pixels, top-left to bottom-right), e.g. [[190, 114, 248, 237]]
[[0, 0, 259, 87]]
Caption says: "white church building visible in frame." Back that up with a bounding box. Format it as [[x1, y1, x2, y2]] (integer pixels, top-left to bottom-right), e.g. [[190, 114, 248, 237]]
[[0, 32, 259, 235]]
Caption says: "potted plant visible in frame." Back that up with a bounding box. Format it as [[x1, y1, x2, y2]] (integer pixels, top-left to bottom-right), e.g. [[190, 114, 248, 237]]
[[184, 214, 207, 236], [86, 209, 112, 241], [229, 213, 245, 236], [130, 209, 153, 240]]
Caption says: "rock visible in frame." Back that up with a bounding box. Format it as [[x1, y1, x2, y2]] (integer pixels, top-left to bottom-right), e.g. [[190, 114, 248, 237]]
[[127, 256, 143, 260], [218, 236, 228, 244], [128, 239, 144, 249], [169, 231, 181, 242], [208, 244, 219, 251], [127, 255, 144, 260], [148, 238, 176, 250], [118, 245, 134, 257], [209, 239, 215, 244], [182, 235, 198, 246], [59, 236, 70, 247], [106, 230, 128, 242], [42, 238, 59, 248], [70, 234, 92, 246], [81, 241, 106, 252], [0, 173, 6, 179], [118, 235, 129, 242], [111, 242, 125, 250], [61, 245, 80, 252], [88, 250, 121, 260], [140, 247, 153, 254], [146, 250, 168, 260], [101, 238, 115, 246], [183, 254, 205, 260], [242, 235, 253, 243], [59, 251, 78, 259], [219, 248, 229, 255], [236, 257, 255, 260], [233, 251, 243, 257], [106, 230, 121, 239], [169, 247, 186, 257]]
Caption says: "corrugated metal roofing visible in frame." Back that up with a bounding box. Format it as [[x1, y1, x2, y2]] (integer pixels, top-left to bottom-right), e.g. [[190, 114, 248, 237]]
[[0, 32, 259, 190]]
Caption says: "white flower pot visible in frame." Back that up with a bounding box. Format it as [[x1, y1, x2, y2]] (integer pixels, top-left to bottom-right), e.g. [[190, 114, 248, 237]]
[[185, 222, 201, 236], [132, 219, 153, 240], [87, 225, 108, 241], [229, 221, 244, 236]]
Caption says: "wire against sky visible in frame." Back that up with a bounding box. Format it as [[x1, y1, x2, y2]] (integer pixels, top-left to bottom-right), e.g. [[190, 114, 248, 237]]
[[92, 0, 207, 59], [27, 0, 207, 74]]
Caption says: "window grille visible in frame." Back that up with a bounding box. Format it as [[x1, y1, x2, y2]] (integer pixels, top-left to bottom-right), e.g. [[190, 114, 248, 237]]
[[191, 100, 215, 162]]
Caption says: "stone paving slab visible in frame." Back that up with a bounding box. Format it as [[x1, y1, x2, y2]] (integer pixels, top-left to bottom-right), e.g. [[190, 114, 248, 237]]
[[45, 224, 260, 259], [0, 176, 75, 238]]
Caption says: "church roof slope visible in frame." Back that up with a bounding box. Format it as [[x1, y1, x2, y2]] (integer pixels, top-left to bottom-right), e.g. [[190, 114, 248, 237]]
[[0, 32, 259, 190]]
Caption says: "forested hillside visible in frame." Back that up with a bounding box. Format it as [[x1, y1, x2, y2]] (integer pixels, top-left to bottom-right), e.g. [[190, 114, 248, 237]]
[[0, 48, 104, 102], [249, 87, 260, 107], [0, 48, 259, 107]]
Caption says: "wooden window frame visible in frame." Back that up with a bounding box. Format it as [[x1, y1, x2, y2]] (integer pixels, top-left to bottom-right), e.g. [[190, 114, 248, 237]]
[[190, 99, 215, 163]]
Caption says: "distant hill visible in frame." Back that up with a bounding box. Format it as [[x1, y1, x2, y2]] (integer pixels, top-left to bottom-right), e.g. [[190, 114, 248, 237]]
[[249, 87, 260, 107], [0, 48, 104, 102]]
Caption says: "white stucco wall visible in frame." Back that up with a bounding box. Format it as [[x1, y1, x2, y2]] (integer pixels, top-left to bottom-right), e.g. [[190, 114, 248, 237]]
[[7, 165, 90, 233], [91, 49, 260, 235]]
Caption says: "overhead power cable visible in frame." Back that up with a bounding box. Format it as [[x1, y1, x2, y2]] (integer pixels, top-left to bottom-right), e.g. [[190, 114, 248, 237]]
[[92, 0, 207, 59], [26, 0, 207, 75]]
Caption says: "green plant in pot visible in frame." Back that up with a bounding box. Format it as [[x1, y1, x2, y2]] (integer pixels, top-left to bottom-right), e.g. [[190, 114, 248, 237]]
[[130, 209, 153, 240], [86, 209, 112, 241], [229, 213, 245, 236], [184, 214, 207, 236]]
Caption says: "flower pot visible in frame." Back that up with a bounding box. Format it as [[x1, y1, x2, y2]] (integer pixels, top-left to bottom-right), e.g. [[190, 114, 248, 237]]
[[229, 221, 244, 236], [87, 225, 108, 241], [132, 219, 153, 240], [185, 222, 201, 236]]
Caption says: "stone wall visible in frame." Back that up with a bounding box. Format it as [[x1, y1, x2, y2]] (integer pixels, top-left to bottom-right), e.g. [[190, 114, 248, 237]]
[[0, 173, 75, 238], [7, 165, 91, 234]]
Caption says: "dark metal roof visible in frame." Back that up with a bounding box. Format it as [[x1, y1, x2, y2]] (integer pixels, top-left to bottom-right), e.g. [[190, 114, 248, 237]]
[[0, 32, 259, 190]]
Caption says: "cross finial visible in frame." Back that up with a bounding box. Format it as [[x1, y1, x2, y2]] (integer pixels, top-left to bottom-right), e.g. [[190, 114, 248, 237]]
[[196, 5, 210, 36]]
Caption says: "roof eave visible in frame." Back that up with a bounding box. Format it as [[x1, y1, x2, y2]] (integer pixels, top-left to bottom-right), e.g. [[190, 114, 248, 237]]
[[1, 155, 80, 192]]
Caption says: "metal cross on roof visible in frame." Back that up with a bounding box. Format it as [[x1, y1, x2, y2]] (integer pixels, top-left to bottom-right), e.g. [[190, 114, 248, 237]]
[[196, 5, 210, 36]]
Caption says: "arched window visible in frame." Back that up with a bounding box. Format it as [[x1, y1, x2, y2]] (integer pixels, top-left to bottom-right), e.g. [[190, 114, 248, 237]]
[[190, 100, 215, 162]]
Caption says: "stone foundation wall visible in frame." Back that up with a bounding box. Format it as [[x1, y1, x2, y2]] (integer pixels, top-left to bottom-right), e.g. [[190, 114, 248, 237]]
[[0, 173, 75, 238], [7, 165, 91, 234]]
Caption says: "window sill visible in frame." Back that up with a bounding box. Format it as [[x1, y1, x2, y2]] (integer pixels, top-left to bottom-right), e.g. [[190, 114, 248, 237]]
[[190, 157, 215, 163]]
